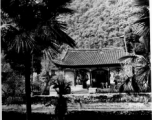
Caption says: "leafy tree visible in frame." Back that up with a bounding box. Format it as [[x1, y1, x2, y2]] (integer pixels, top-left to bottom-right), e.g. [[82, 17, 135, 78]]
[[2, 53, 25, 104], [1, 0, 76, 120]]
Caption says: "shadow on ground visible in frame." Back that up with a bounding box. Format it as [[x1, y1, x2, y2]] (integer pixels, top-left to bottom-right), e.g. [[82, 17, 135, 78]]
[[2, 111, 152, 120]]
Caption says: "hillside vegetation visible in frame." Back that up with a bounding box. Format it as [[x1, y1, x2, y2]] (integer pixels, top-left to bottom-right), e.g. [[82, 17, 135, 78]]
[[60, 0, 138, 49]]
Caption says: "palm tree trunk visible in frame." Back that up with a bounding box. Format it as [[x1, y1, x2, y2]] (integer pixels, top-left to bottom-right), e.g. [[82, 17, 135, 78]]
[[148, 72, 151, 91], [132, 66, 140, 92], [24, 57, 32, 120], [124, 35, 128, 53]]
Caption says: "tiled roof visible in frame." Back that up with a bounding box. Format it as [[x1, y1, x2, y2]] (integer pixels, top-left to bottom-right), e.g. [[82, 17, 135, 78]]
[[53, 48, 127, 66]]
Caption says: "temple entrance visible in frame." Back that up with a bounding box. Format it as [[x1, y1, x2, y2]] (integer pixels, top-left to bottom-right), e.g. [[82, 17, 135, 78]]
[[92, 69, 109, 88], [75, 69, 90, 89]]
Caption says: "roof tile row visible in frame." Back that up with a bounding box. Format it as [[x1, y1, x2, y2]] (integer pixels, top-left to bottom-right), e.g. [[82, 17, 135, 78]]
[[54, 48, 127, 66]]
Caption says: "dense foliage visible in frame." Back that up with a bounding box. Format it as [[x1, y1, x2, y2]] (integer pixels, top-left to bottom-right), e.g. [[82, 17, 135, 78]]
[[60, 0, 138, 49], [2, 53, 25, 104]]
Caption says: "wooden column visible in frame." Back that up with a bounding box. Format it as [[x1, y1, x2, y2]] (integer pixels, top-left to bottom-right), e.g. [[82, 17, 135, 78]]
[[107, 67, 110, 85], [73, 69, 76, 86], [89, 69, 92, 87]]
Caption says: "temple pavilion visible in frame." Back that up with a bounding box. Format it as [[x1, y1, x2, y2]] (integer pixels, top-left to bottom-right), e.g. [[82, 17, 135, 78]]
[[53, 47, 127, 89]]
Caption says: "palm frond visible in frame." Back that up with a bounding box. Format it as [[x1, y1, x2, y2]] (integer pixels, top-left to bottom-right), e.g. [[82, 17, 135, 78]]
[[42, 48, 59, 60], [132, 23, 149, 37], [52, 75, 71, 95], [131, 3, 149, 37], [136, 70, 150, 91], [48, 22, 76, 47], [133, 17, 149, 24], [36, 19, 76, 49], [133, 0, 149, 7], [9, 32, 36, 53], [2, 25, 36, 54], [56, 8, 75, 15], [45, 0, 73, 8], [119, 55, 138, 62], [136, 64, 150, 76], [55, 21, 68, 30]]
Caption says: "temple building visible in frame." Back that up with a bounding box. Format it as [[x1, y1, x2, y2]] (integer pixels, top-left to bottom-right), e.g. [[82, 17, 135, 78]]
[[53, 47, 127, 89]]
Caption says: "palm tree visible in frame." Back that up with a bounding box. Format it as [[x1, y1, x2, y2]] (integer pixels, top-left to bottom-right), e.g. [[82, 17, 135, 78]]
[[1, 0, 76, 120], [131, 0, 150, 91], [119, 0, 150, 92], [52, 74, 71, 120], [53, 75, 71, 96]]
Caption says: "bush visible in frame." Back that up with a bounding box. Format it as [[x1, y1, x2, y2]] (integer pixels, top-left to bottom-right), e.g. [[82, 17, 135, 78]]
[[2, 72, 25, 105], [31, 96, 58, 105], [52, 74, 72, 95], [65, 93, 151, 104]]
